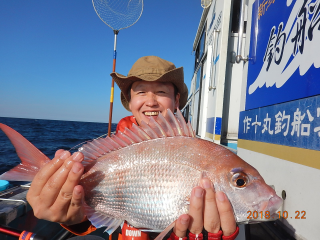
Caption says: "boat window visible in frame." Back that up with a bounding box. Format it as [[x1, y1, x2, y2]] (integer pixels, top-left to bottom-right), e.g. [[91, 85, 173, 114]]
[[194, 63, 204, 135], [182, 104, 189, 123], [188, 101, 192, 123], [195, 65, 202, 90], [231, 0, 247, 33], [194, 27, 206, 70], [199, 29, 206, 59]]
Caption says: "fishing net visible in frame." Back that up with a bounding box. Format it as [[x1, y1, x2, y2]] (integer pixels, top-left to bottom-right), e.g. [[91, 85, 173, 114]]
[[201, 0, 212, 8], [92, 0, 143, 136], [92, 0, 143, 31]]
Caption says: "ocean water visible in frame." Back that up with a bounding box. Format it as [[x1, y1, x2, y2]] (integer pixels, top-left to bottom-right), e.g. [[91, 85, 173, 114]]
[[0, 117, 117, 175]]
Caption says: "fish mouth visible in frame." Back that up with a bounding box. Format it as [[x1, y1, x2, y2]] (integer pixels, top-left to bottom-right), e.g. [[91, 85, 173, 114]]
[[247, 195, 283, 222], [266, 195, 283, 213], [143, 111, 160, 116]]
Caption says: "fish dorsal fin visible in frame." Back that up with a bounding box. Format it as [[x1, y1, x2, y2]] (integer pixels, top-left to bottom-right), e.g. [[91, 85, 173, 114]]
[[148, 117, 167, 138], [111, 134, 129, 147], [123, 127, 144, 143], [130, 124, 151, 140], [187, 121, 196, 137], [140, 121, 159, 139], [92, 139, 112, 153], [77, 109, 194, 167], [156, 113, 175, 137], [117, 130, 136, 144], [104, 137, 121, 149], [175, 108, 189, 136], [165, 109, 184, 136]]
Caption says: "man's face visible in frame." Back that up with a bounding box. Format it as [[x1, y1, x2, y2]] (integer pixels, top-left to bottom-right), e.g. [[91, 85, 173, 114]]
[[129, 81, 180, 125]]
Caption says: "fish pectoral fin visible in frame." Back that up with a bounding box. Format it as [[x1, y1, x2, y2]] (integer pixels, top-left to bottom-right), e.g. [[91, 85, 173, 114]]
[[83, 203, 123, 235], [104, 219, 124, 235], [154, 221, 176, 240]]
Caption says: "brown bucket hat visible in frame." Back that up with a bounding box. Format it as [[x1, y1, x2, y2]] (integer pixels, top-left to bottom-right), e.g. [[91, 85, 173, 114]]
[[111, 56, 188, 111]]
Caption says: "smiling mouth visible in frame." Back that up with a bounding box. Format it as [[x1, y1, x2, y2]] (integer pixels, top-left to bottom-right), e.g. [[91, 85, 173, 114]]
[[144, 111, 160, 116]]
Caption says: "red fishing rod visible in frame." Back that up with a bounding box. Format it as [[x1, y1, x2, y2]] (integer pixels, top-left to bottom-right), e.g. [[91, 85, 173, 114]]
[[0, 225, 45, 240]]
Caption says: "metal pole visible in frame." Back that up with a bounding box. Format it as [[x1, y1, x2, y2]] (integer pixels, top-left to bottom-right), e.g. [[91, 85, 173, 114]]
[[209, 30, 219, 90], [108, 30, 119, 136], [236, 0, 246, 63]]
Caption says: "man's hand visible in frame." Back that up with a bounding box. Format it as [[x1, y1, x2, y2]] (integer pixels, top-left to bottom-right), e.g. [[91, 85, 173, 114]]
[[26, 149, 86, 225], [174, 178, 237, 238]]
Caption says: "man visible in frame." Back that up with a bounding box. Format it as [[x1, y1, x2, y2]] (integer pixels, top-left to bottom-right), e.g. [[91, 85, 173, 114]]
[[113, 55, 187, 132], [26, 56, 239, 239]]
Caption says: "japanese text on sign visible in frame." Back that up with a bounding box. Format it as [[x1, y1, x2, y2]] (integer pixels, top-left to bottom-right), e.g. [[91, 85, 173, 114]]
[[258, 0, 276, 20], [239, 95, 320, 151]]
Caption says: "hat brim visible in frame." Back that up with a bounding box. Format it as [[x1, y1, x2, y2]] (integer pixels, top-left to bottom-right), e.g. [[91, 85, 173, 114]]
[[111, 67, 188, 112]]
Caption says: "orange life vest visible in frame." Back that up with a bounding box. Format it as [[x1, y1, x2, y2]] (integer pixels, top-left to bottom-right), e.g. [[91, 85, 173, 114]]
[[116, 115, 137, 133], [109, 221, 150, 240]]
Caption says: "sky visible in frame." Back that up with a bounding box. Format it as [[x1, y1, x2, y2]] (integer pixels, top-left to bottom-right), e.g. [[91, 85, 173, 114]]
[[0, 1, 204, 123]]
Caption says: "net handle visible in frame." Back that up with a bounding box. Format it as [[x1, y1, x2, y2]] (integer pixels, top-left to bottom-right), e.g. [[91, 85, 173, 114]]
[[108, 30, 119, 136]]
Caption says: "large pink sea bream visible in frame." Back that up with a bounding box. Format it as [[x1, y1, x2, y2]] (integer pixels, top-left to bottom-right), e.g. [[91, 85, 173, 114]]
[[0, 109, 282, 234]]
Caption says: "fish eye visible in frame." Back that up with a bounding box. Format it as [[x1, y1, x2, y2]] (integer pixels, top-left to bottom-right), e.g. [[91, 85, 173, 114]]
[[231, 172, 248, 188], [236, 178, 245, 187]]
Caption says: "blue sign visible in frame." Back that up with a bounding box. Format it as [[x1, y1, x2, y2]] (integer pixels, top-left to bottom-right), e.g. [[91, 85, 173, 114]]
[[246, 0, 320, 110], [239, 94, 320, 151]]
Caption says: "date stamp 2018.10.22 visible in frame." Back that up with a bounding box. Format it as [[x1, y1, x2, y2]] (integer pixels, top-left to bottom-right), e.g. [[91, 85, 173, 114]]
[[247, 211, 306, 220]]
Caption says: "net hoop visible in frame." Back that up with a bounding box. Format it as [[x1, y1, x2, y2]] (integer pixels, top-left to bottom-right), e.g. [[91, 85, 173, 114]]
[[92, 0, 144, 31]]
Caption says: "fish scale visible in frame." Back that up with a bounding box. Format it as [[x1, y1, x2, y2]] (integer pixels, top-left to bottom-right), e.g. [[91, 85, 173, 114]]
[[82, 137, 202, 229], [0, 109, 283, 235], [76, 120, 282, 232]]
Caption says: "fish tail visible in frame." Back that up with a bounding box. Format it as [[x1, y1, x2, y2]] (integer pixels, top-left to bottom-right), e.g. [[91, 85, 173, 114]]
[[0, 123, 50, 181]]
